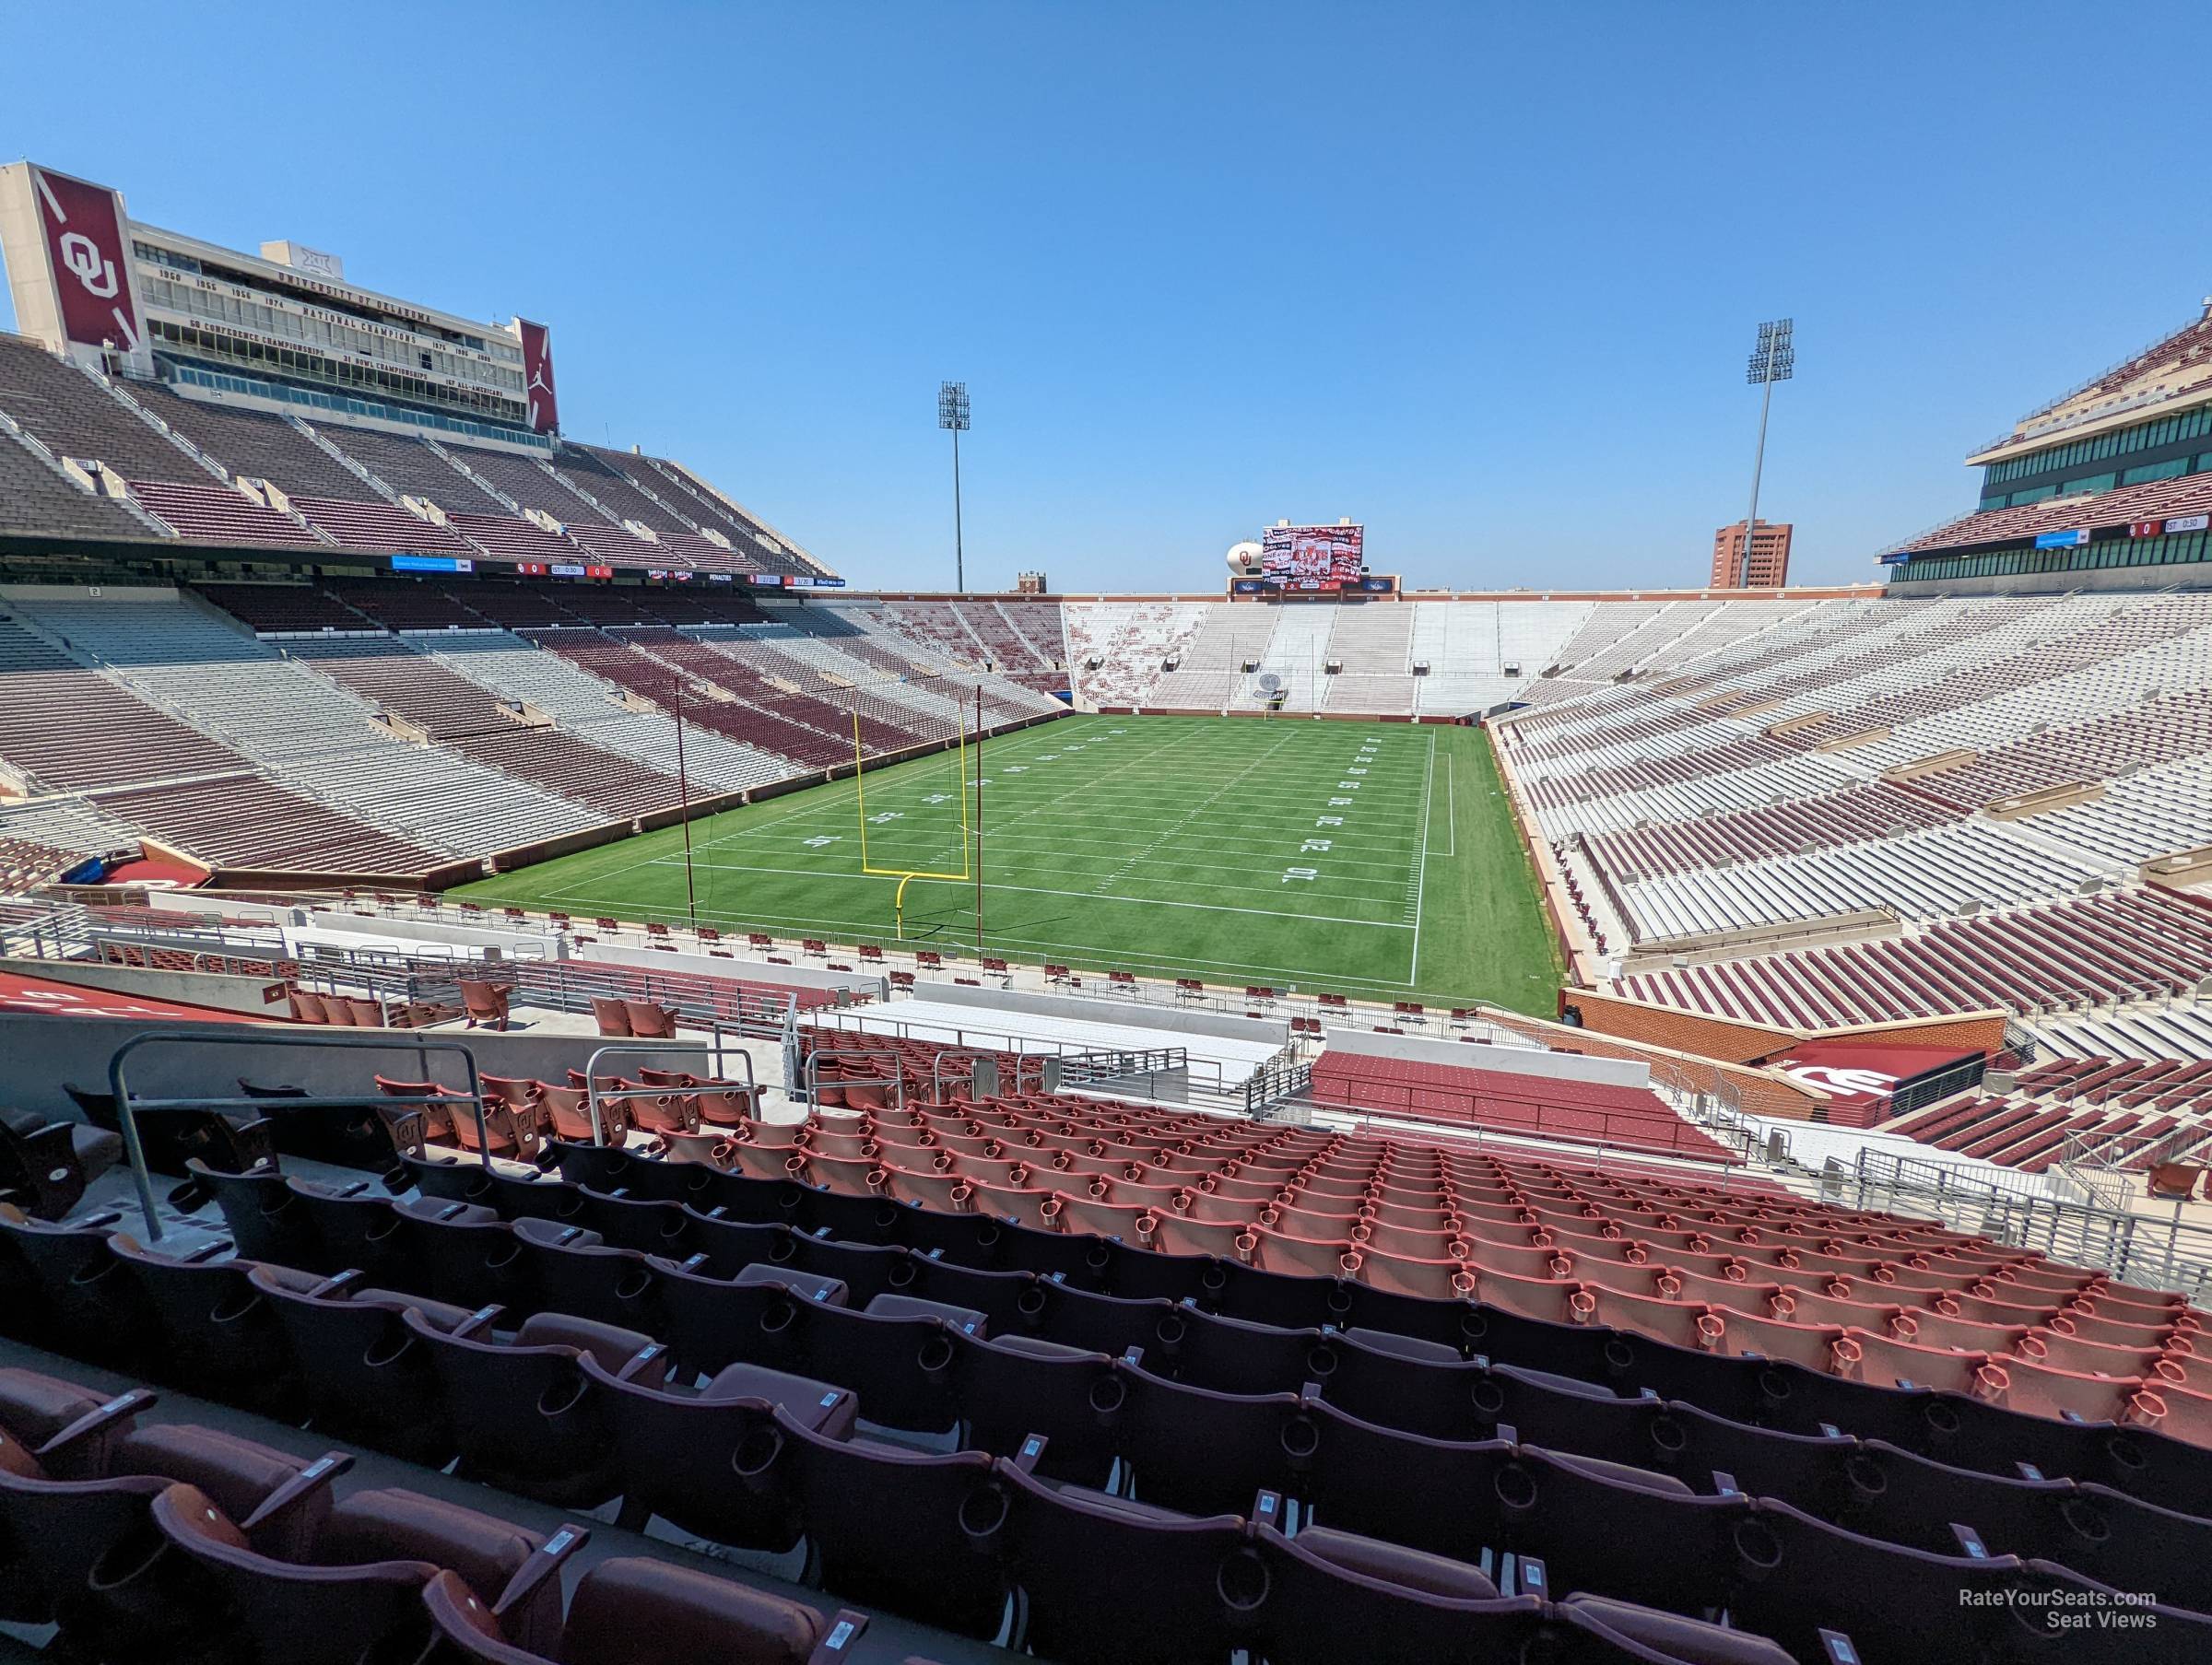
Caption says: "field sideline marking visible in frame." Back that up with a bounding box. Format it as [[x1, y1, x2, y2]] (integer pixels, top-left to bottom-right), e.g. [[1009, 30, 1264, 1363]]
[[650, 858, 1416, 931], [516, 888, 1439, 990], [1409, 728, 1436, 987], [647, 844, 1417, 912]]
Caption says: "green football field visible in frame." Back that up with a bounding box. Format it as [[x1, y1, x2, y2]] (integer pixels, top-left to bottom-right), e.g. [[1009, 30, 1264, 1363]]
[[453, 715, 1563, 1014]]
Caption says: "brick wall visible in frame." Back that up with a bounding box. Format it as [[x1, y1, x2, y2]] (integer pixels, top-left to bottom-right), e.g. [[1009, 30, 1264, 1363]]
[[1559, 986, 1801, 1064], [1812, 1011, 2010, 1058]]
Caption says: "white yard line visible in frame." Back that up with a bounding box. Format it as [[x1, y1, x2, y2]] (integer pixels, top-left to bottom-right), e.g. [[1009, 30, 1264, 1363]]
[[519, 714, 1446, 985], [1091, 729, 1304, 895], [1408, 729, 1436, 986]]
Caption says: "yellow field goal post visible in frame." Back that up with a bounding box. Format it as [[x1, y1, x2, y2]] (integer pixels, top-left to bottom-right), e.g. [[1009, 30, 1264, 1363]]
[[851, 699, 977, 941]]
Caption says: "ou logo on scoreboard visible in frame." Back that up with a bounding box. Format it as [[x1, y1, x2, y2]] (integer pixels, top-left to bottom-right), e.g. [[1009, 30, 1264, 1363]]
[[57, 231, 120, 299]]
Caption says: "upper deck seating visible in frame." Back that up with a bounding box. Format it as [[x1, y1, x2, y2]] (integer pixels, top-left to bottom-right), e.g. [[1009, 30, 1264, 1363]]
[[0, 426, 150, 540], [311, 424, 509, 508], [194, 583, 375, 634], [0, 336, 204, 480], [95, 772, 447, 874], [0, 614, 241, 791], [289, 637, 692, 817], [1614, 886, 2212, 1028]]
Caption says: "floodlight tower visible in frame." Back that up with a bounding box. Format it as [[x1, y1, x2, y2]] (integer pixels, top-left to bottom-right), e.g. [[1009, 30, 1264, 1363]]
[[938, 381, 971, 593], [1740, 319, 1794, 588]]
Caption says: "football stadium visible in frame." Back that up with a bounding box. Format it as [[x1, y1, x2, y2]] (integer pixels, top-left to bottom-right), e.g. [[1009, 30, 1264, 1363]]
[[4, 34, 2212, 1662]]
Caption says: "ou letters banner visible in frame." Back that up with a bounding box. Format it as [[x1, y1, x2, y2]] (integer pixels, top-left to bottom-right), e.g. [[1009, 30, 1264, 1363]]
[[515, 318, 559, 433], [30, 167, 143, 357]]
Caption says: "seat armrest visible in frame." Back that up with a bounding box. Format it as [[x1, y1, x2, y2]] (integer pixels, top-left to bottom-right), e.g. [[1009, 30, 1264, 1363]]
[[240, 1452, 354, 1538], [16, 1120, 77, 1160], [36, 1389, 157, 1461], [808, 1610, 869, 1660], [489, 1523, 591, 1622], [453, 1304, 505, 1340], [307, 1268, 367, 1300], [615, 1343, 671, 1384]]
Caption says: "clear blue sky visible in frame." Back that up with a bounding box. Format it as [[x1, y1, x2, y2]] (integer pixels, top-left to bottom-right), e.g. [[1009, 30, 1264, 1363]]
[[6, 3, 2208, 592]]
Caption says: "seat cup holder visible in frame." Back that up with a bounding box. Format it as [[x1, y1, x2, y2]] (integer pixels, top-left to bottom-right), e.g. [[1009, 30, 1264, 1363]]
[[1732, 1517, 1783, 1579], [363, 1331, 415, 1370], [2059, 1495, 2111, 1543], [958, 1481, 1009, 1545], [1216, 1547, 1271, 1616], [2102, 1431, 2147, 1474], [209, 1290, 261, 1326], [732, 1425, 783, 1491], [1842, 1452, 1887, 1505], [1493, 1463, 1537, 1517], [87, 1528, 173, 1598]]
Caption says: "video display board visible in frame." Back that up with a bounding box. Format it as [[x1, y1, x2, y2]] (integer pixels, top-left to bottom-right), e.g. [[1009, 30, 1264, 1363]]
[[1260, 524, 1364, 591]]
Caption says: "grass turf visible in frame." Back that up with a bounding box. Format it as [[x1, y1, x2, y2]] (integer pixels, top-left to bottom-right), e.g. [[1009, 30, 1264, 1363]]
[[453, 714, 1563, 1014]]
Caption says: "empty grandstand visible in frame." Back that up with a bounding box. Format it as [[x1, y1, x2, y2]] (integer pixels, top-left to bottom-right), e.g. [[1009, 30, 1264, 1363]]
[[6, 154, 2212, 1665]]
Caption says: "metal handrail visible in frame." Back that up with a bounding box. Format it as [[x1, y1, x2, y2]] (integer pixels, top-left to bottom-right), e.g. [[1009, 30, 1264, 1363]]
[[105, 1028, 494, 1242], [800, 1047, 905, 1112], [1837, 1145, 2212, 1299], [582, 1039, 757, 1146], [932, 1049, 993, 1103]]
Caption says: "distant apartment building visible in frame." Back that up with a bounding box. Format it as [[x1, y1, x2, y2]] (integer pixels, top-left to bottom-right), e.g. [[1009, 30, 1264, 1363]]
[[1712, 519, 1793, 588]]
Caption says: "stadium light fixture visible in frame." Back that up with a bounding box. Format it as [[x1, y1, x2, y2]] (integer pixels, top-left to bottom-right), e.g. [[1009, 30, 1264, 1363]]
[[938, 381, 971, 593], [1739, 318, 1794, 589]]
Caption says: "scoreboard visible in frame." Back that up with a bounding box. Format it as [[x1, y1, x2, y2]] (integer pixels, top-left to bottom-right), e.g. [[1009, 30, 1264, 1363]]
[[1262, 523, 1364, 590]]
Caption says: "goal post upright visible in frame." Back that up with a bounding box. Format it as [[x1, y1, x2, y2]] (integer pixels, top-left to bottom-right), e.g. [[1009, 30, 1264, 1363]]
[[852, 686, 975, 942], [973, 684, 984, 956]]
